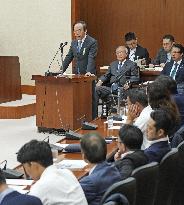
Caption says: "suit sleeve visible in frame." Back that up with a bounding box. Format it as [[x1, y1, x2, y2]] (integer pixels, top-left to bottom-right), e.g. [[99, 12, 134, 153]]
[[86, 40, 98, 74], [131, 63, 139, 78], [63, 45, 74, 72], [79, 176, 96, 204], [99, 65, 112, 83], [152, 49, 162, 65], [144, 48, 150, 64]]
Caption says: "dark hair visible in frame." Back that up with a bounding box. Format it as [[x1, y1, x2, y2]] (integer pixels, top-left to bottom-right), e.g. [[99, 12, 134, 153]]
[[172, 43, 184, 54], [80, 132, 106, 163], [163, 34, 175, 42], [0, 169, 6, 184], [73, 20, 87, 31], [119, 124, 143, 150], [127, 88, 148, 107], [150, 109, 173, 135], [155, 75, 177, 94], [17, 140, 53, 167], [124, 32, 136, 41]]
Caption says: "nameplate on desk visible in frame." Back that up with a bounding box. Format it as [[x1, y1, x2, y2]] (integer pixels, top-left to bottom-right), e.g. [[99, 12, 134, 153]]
[[56, 160, 88, 169]]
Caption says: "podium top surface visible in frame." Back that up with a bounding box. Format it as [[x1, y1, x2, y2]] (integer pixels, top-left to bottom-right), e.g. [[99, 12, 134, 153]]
[[32, 74, 96, 83]]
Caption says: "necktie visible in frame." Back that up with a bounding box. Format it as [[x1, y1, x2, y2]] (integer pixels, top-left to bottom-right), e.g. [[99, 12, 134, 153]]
[[117, 62, 122, 71], [78, 40, 82, 52], [170, 62, 178, 78]]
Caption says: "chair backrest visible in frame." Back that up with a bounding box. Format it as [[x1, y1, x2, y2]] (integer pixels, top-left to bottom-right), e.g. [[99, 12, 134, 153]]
[[154, 148, 179, 205], [171, 125, 184, 148], [100, 177, 136, 205], [131, 162, 159, 205], [102, 193, 129, 205]]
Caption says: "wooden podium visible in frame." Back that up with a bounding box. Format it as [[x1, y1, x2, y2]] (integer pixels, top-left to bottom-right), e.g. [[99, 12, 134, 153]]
[[32, 75, 96, 131], [0, 56, 21, 103]]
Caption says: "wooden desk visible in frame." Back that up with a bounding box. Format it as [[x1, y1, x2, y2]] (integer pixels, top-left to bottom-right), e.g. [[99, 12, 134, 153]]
[[0, 56, 21, 103]]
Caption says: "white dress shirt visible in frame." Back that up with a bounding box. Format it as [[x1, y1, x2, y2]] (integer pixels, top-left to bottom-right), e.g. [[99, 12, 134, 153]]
[[134, 105, 153, 150], [29, 165, 87, 205]]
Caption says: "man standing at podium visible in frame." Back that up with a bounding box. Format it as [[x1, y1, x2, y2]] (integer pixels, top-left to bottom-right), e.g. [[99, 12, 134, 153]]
[[63, 20, 98, 119], [63, 20, 98, 75]]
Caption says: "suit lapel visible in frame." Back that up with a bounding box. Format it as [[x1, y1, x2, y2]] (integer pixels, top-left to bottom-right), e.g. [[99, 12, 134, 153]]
[[176, 60, 184, 78]]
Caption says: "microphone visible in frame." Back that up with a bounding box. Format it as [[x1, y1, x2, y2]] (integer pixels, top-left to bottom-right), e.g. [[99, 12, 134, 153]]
[[0, 160, 23, 179], [43, 136, 64, 152], [42, 136, 50, 144]]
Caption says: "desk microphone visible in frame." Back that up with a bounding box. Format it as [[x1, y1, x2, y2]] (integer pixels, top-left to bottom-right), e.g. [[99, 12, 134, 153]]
[[0, 160, 23, 179], [42, 136, 64, 152], [42, 136, 50, 144]]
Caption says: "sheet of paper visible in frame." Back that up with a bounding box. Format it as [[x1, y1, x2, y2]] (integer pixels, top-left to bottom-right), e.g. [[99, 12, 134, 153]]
[[54, 143, 69, 149], [56, 160, 88, 169], [108, 125, 121, 130], [6, 179, 33, 186], [9, 185, 28, 194]]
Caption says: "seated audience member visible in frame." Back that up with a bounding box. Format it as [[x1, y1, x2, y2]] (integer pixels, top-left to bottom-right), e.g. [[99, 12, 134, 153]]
[[124, 32, 150, 64], [96, 46, 138, 108], [0, 169, 43, 205], [144, 109, 172, 163], [147, 81, 180, 136], [17, 140, 87, 205], [155, 75, 184, 126], [79, 132, 122, 205], [161, 43, 184, 84], [114, 124, 148, 179], [151, 34, 175, 67], [125, 88, 152, 149]]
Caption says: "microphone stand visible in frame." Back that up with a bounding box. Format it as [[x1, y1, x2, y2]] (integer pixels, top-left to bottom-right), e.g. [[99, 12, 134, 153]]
[[60, 46, 64, 75]]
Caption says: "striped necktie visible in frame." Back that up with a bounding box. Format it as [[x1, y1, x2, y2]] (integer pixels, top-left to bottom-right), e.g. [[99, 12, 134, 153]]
[[77, 40, 82, 52], [170, 62, 178, 78]]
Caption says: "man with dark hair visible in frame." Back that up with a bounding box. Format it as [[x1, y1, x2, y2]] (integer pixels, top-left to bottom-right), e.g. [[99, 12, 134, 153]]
[[124, 32, 150, 65], [79, 132, 122, 205], [144, 109, 172, 163], [114, 124, 148, 179], [63, 20, 98, 75], [161, 43, 184, 84], [151, 34, 175, 67], [0, 169, 43, 205], [17, 140, 87, 205], [125, 88, 153, 149], [63, 20, 98, 119]]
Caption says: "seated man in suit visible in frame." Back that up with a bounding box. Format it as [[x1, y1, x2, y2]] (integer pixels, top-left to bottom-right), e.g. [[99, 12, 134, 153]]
[[17, 140, 88, 205], [96, 46, 138, 111], [125, 32, 150, 65], [114, 124, 148, 179], [161, 43, 184, 84], [144, 109, 172, 163], [79, 132, 122, 205], [151, 34, 175, 67], [125, 88, 153, 149], [0, 169, 42, 205]]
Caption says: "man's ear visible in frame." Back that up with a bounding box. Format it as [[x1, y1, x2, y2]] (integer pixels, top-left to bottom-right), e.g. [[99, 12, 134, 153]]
[[157, 128, 165, 138]]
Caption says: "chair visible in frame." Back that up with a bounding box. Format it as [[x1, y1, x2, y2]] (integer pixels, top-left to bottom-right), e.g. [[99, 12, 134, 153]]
[[170, 125, 184, 148], [102, 193, 129, 205], [100, 177, 136, 205], [131, 162, 159, 205], [154, 148, 179, 205], [171, 141, 184, 205]]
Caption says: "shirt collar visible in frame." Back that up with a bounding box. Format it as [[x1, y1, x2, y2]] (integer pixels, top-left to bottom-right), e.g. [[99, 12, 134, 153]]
[[148, 136, 169, 145], [89, 164, 97, 175], [174, 58, 182, 66], [121, 150, 135, 159], [119, 59, 126, 65], [0, 187, 14, 204], [78, 35, 87, 44]]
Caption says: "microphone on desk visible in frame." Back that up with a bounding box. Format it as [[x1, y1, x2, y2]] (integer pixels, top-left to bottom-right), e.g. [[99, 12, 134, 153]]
[[42, 135, 50, 144], [42, 136, 64, 152], [0, 160, 23, 179]]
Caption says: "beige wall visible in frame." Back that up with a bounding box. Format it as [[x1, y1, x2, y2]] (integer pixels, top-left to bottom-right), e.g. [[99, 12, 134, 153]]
[[0, 0, 71, 85]]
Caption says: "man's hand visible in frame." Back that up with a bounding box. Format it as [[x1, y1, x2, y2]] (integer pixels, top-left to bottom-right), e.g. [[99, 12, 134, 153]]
[[96, 80, 103, 87], [160, 63, 165, 68], [85, 72, 95, 76], [126, 104, 139, 124], [114, 149, 122, 161]]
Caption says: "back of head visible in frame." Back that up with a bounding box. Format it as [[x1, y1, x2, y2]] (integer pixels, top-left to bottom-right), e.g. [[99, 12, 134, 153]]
[[163, 34, 175, 42], [119, 124, 143, 150], [124, 32, 136, 41], [17, 140, 53, 167], [0, 169, 6, 185], [80, 132, 107, 163], [155, 75, 177, 94], [150, 109, 173, 136], [127, 88, 148, 107]]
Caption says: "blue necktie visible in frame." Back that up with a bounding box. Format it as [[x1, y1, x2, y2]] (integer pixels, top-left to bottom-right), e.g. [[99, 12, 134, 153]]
[[117, 62, 122, 71], [170, 62, 178, 78], [77, 40, 82, 52]]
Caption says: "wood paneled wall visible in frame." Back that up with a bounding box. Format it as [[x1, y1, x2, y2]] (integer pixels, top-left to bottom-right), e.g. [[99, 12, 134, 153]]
[[72, 0, 184, 72]]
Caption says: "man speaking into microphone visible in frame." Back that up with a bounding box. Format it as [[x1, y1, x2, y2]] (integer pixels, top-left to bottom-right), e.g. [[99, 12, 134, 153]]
[[63, 20, 98, 119], [63, 20, 98, 76]]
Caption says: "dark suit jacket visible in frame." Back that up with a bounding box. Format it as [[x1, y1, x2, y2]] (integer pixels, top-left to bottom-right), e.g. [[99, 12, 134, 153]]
[[1, 191, 43, 205], [152, 48, 168, 65], [99, 60, 138, 86], [128, 44, 150, 64], [172, 94, 184, 126], [115, 150, 148, 179], [161, 59, 184, 84], [63, 35, 98, 74], [79, 161, 122, 205], [144, 141, 171, 163]]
